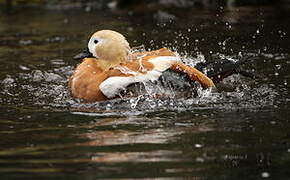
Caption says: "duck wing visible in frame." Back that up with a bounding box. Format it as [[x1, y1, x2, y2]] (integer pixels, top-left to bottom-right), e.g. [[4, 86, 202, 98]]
[[195, 57, 256, 83]]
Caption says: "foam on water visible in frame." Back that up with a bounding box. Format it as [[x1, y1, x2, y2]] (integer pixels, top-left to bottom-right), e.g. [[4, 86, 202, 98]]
[[0, 53, 278, 115]]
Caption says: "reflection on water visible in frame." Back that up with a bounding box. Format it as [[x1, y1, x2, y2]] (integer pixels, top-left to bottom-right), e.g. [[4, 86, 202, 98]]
[[0, 5, 290, 180]]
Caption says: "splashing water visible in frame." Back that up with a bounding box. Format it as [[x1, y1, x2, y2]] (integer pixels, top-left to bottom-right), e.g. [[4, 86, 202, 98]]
[[0, 52, 278, 114]]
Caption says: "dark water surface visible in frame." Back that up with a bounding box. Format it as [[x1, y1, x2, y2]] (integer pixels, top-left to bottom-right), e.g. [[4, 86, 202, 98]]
[[0, 5, 290, 179]]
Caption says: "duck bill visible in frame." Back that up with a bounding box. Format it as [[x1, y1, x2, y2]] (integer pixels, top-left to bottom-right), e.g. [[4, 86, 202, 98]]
[[73, 48, 93, 60]]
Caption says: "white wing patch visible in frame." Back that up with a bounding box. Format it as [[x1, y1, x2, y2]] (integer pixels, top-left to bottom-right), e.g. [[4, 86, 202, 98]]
[[148, 56, 181, 71], [99, 56, 181, 98]]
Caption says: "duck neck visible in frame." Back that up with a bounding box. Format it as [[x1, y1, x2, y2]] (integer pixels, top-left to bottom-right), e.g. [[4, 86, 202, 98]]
[[98, 56, 128, 71]]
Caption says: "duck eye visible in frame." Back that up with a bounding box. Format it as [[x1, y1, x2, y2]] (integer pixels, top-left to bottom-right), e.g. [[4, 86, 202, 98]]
[[94, 39, 99, 44]]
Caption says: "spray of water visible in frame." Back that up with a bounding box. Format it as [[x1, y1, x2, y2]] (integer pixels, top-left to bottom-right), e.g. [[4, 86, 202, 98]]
[[0, 51, 279, 114]]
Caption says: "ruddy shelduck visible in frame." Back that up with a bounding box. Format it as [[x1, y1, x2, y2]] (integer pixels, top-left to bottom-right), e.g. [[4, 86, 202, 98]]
[[69, 30, 215, 102]]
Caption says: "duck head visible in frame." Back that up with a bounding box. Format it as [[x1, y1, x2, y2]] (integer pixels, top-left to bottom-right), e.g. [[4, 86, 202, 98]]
[[74, 30, 130, 70]]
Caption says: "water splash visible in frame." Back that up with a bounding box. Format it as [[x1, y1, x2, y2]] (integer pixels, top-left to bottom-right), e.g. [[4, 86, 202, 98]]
[[0, 53, 279, 114]]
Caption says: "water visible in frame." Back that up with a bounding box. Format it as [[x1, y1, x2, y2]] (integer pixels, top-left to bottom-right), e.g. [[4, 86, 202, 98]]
[[0, 5, 290, 179]]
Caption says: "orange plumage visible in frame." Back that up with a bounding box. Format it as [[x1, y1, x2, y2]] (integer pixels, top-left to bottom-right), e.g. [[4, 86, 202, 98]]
[[69, 30, 215, 102]]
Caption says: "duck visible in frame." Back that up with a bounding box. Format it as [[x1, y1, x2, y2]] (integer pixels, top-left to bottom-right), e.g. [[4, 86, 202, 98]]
[[69, 30, 216, 102]]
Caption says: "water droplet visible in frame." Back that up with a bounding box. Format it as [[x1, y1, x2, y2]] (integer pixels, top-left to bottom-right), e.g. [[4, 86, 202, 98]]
[[19, 39, 32, 45], [261, 172, 270, 178], [195, 157, 204, 162], [19, 65, 30, 71], [195, 144, 202, 148]]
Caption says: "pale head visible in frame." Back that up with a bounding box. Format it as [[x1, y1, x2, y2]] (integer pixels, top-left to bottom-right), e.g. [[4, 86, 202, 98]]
[[87, 30, 130, 69]]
